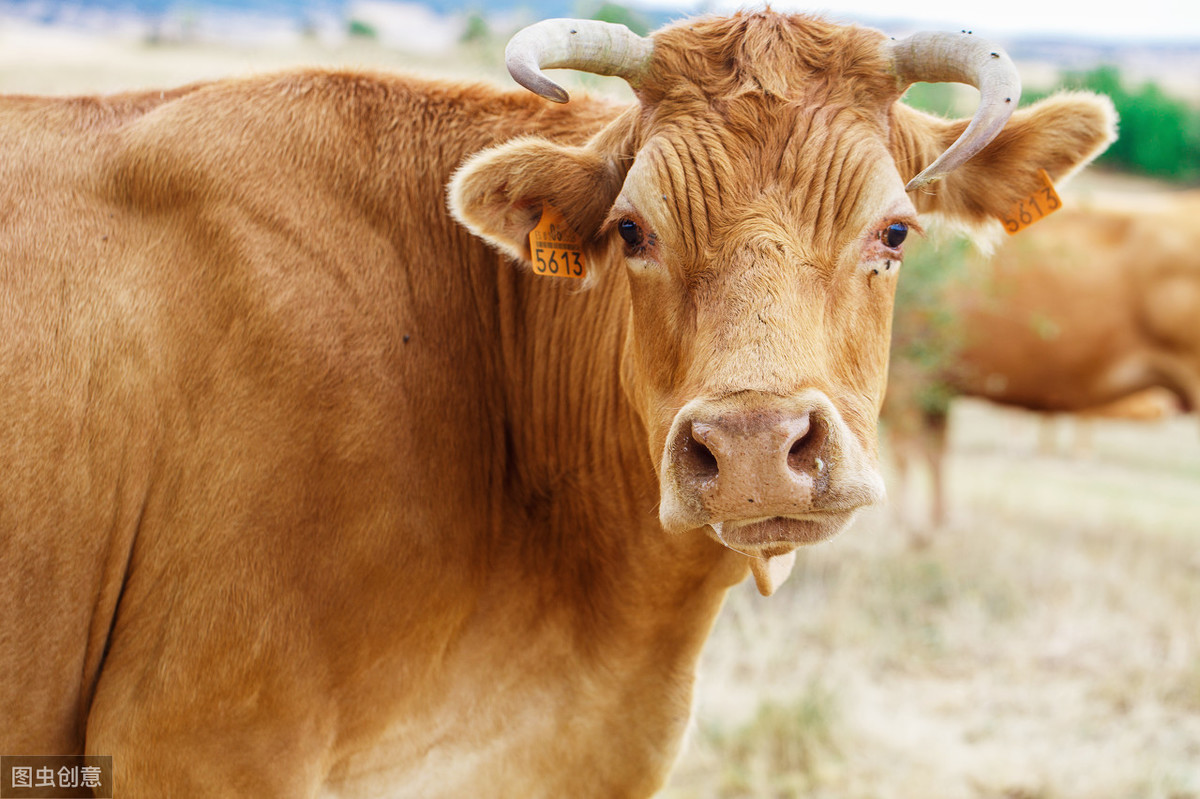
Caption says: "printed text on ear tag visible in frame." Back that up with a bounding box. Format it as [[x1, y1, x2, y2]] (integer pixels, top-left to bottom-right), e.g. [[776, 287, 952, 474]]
[[529, 204, 587, 278], [1000, 169, 1062, 235]]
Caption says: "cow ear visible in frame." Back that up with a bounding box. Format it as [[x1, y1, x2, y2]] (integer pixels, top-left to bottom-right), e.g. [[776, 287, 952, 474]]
[[892, 91, 1117, 227], [449, 136, 624, 265]]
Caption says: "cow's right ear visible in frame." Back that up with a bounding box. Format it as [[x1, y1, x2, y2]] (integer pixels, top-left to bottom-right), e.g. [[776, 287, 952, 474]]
[[449, 136, 625, 265]]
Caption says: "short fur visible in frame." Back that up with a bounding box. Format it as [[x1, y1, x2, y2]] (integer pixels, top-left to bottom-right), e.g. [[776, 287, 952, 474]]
[[1, 11, 1113, 796], [885, 195, 1200, 525]]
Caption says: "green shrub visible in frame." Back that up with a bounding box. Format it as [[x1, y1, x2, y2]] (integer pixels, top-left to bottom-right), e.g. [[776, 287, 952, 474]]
[[347, 19, 377, 39], [900, 82, 965, 118], [889, 237, 973, 416], [586, 2, 653, 37], [461, 11, 490, 45], [1033, 65, 1200, 183], [903, 64, 1200, 184]]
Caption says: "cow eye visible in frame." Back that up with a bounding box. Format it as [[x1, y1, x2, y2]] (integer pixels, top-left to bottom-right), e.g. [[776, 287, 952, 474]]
[[617, 218, 643, 248], [883, 222, 908, 249]]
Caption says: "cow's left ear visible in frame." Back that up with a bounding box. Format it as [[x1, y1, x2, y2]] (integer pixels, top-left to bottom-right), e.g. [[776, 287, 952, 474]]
[[891, 91, 1118, 226], [449, 136, 625, 265]]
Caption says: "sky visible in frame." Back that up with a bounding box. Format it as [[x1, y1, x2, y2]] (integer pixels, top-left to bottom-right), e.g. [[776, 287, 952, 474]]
[[675, 0, 1200, 43]]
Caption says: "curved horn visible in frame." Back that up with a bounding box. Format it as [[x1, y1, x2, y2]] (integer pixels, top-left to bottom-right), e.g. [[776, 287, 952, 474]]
[[889, 31, 1022, 191], [505, 18, 654, 104]]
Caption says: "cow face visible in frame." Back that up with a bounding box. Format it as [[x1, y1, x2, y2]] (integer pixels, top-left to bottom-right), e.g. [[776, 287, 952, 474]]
[[451, 12, 1116, 591], [609, 105, 911, 552]]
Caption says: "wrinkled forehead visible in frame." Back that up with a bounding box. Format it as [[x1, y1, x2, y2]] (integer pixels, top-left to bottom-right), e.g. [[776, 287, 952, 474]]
[[617, 101, 913, 259]]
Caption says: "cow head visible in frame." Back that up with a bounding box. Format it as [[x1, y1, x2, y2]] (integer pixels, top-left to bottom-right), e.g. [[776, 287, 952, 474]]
[[450, 13, 1115, 593]]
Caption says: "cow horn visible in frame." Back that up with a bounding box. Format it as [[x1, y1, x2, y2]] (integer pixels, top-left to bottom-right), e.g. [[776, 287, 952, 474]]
[[505, 18, 654, 104], [890, 31, 1022, 191]]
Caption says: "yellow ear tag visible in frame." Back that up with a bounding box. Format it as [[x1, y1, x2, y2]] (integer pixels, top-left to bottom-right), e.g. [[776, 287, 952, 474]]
[[529, 204, 587, 279], [1000, 169, 1063, 235]]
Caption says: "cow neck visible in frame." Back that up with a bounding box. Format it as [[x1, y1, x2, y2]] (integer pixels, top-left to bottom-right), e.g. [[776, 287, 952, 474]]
[[372, 77, 744, 649], [491, 245, 745, 629]]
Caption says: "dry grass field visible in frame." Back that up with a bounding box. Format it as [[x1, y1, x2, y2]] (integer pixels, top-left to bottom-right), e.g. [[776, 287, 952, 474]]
[[665, 400, 1200, 798], [3, 21, 1197, 798]]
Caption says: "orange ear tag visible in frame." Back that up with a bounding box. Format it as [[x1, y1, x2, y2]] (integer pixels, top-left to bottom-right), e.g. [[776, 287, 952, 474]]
[[528, 204, 587, 279], [1000, 169, 1063, 235]]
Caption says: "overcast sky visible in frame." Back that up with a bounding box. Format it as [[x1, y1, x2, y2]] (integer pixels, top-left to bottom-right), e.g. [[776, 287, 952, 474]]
[[672, 1, 1199, 42]]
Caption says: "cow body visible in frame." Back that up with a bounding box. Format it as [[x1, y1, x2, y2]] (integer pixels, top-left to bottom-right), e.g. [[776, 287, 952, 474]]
[[2, 75, 717, 795], [1, 13, 1114, 796], [886, 197, 1200, 525], [956, 199, 1200, 412]]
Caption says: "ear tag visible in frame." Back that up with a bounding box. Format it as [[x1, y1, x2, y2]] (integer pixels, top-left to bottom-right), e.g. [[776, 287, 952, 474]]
[[1000, 169, 1063, 235], [529, 205, 587, 279]]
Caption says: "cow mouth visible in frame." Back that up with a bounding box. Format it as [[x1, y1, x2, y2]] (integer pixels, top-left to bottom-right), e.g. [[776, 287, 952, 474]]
[[707, 512, 858, 597], [708, 512, 856, 556]]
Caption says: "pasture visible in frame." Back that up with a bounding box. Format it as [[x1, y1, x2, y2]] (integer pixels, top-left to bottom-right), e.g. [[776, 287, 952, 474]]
[[2, 21, 1195, 798], [667, 399, 1200, 798]]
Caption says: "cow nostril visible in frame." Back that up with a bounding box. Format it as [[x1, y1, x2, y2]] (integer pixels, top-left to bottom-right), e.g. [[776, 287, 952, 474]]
[[677, 423, 720, 484], [786, 415, 826, 474], [787, 433, 809, 472], [690, 435, 719, 480]]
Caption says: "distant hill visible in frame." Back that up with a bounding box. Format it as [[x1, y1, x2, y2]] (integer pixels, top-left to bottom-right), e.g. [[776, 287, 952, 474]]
[[0, 0, 682, 30], [3, 0, 1196, 104], [0, 0, 342, 22]]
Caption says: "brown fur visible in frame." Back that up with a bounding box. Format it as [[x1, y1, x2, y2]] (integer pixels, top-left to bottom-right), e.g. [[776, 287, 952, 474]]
[[885, 196, 1200, 525], [1, 11, 1113, 796]]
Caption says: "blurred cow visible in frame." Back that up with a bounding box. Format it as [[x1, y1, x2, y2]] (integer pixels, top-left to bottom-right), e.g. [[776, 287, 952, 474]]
[[885, 195, 1199, 526], [1034, 387, 1181, 457]]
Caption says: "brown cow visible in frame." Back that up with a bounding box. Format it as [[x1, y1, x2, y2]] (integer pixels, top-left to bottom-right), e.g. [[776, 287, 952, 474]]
[[0, 12, 1113, 796], [886, 196, 1200, 526], [1032, 387, 1181, 457]]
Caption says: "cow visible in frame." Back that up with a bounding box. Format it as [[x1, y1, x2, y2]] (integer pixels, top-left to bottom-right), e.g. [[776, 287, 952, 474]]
[[885, 196, 1200, 527], [0, 11, 1114, 797], [1032, 387, 1181, 458]]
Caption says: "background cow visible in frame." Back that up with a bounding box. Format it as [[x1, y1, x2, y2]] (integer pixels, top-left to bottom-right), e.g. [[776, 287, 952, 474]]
[[1031, 387, 1181, 458], [885, 195, 1199, 526], [0, 11, 1113, 796]]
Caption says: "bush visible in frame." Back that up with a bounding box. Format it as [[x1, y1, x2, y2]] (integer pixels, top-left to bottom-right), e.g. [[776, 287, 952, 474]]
[[900, 82, 964, 118], [1035, 65, 1200, 183], [889, 237, 973, 416], [461, 11, 489, 45], [902, 64, 1200, 184], [587, 2, 653, 37], [347, 19, 377, 39]]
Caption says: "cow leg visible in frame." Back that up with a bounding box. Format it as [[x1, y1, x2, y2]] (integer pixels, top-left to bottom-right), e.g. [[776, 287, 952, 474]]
[[1070, 416, 1096, 459], [884, 423, 915, 529], [83, 617, 334, 798], [0, 576, 93, 757], [85, 687, 330, 797], [1036, 413, 1060, 456], [921, 409, 951, 532]]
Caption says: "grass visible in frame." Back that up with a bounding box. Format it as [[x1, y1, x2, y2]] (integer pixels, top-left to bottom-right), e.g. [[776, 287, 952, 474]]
[[699, 680, 843, 798], [662, 399, 1200, 799]]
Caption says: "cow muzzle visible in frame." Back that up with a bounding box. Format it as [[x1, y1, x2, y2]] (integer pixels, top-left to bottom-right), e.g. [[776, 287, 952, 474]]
[[658, 390, 885, 594]]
